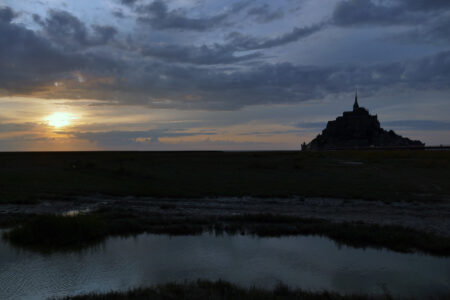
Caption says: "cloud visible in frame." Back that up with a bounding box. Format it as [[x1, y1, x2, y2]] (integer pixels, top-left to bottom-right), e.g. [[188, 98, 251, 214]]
[[119, 0, 139, 6], [137, 21, 324, 64], [1, 3, 450, 112], [65, 129, 216, 147], [2, 7, 450, 112], [0, 11, 85, 93], [295, 121, 326, 130], [226, 23, 325, 51], [33, 10, 117, 50], [0, 6, 17, 23], [59, 129, 282, 150], [112, 9, 126, 19], [332, 0, 450, 27], [238, 129, 302, 136], [332, 0, 407, 27], [0, 122, 37, 133], [402, 0, 450, 11], [134, 0, 253, 31], [382, 120, 450, 131], [247, 4, 284, 24], [100, 50, 450, 110], [135, 0, 228, 31], [394, 12, 450, 44], [331, 0, 450, 44], [0, 8, 121, 98], [140, 43, 262, 65]]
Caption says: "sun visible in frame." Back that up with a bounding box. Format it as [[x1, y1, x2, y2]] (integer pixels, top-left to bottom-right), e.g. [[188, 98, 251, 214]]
[[45, 112, 75, 128]]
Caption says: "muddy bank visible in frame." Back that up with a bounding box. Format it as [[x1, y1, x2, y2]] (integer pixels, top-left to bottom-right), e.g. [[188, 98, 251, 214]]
[[1, 196, 449, 237]]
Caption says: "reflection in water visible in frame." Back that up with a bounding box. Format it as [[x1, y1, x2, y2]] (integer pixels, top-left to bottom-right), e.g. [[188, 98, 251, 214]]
[[0, 233, 449, 300]]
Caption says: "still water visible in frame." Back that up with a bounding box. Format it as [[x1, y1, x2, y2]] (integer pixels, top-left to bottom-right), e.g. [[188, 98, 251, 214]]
[[0, 233, 449, 299]]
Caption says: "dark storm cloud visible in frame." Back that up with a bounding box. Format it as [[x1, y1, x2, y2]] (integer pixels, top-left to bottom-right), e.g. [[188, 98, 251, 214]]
[[0, 6, 17, 23], [2, 6, 450, 111], [34, 10, 117, 49], [0, 10, 81, 92], [332, 0, 450, 27], [401, 0, 450, 11], [138, 22, 323, 65], [247, 4, 284, 24], [2, 4, 450, 111], [134, 0, 253, 31], [226, 23, 325, 51], [140, 43, 262, 65], [135, 0, 228, 31], [332, 0, 450, 44], [155, 50, 450, 109], [92, 25, 118, 44], [0, 7, 120, 95], [112, 9, 126, 19], [70, 49, 448, 110], [332, 0, 406, 26], [396, 13, 450, 44], [119, 0, 139, 6]]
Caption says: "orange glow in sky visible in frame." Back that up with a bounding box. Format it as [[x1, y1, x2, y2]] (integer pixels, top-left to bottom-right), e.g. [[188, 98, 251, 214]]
[[45, 112, 77, 128]]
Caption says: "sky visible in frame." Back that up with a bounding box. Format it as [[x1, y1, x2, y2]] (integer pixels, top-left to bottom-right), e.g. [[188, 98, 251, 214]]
[[0, 0, 449, 151]]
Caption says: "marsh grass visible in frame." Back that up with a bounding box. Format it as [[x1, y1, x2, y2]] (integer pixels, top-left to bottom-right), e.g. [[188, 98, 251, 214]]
[[4, 211, 450, 256], [219, 214, 450, 255], [57, 279, 445, 300], [3, 214, 108, 252]]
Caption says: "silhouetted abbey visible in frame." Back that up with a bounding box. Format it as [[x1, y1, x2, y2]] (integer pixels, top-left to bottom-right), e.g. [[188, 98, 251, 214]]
[[303, 91, 424, 151]]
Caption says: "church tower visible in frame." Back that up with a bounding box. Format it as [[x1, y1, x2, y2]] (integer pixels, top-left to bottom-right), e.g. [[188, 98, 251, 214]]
[[353, 89, 359, 111]]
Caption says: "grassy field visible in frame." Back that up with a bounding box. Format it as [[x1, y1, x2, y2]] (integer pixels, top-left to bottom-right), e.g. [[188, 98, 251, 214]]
[[58, 280, 447, 300], [4, 211, 450, 255], [0, 150, 449, 203]]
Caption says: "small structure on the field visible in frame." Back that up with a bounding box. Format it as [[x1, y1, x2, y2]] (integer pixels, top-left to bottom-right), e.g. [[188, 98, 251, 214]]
[[303, 91, 424, 151]]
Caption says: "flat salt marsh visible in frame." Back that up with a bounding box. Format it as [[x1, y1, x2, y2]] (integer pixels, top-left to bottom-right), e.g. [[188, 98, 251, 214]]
[[1, 232, 449, 300], [1, 151, 449, 203]]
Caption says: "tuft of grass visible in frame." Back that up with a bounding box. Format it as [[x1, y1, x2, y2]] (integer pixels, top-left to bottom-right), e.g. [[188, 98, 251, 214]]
[[56, 279, 447, 300]]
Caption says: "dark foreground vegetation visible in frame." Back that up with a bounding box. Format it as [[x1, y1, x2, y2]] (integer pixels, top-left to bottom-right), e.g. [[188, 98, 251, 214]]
[[58, 280, 448, 300], [1, 150, 449, 203], [4, 211, 450, 256], [3, 214, 108, 252]]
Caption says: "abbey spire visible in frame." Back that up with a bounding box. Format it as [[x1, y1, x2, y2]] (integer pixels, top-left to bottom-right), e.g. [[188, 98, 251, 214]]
[[353, 89, 359, 111]]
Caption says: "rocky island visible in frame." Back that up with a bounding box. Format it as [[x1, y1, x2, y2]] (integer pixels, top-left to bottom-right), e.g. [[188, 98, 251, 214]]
[[304, 92, 425, 151]]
